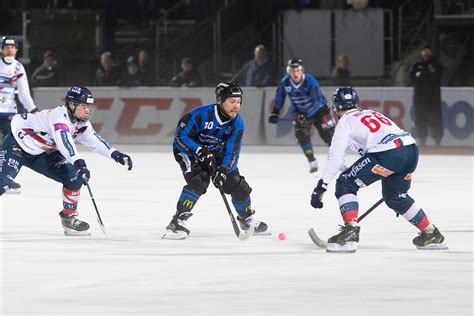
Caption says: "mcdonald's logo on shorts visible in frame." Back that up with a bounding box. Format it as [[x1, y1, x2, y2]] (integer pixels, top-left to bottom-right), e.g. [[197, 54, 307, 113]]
[[182, 199, 194, 208]]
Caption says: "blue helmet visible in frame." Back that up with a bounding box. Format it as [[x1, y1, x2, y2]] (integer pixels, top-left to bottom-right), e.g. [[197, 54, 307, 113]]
[[332, 87, 360, 112], [65, 86, 94, 122], [2, 36, 18, 49]]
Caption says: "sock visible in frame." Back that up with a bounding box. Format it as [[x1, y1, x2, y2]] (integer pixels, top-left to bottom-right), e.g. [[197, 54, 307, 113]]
[[300, 143, 315, 162], [338, 193, 359, 224], [399, 203, 431, 231], [177, 188, 200, 214], [63, 188, 80, 215], [232, 196, 251, 216]]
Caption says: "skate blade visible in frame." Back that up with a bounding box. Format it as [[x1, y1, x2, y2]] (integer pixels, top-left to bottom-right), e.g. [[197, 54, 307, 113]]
[[254, 231, 271, 236], [63, 228, 91, 236], [5, 188, 21, 194], [326, 241, 358, 253], [416, 243, 449, 250], [162, 230, 188, 240]]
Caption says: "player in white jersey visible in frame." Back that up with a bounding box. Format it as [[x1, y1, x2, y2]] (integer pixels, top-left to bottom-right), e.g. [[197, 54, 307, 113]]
[[0, 36, 39, 193], [0, 86, 133, 235], [310, 87, 446, 253]]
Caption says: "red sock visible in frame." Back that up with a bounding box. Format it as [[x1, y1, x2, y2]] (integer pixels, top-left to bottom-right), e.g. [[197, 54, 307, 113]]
[[63, 188, 80, 215]]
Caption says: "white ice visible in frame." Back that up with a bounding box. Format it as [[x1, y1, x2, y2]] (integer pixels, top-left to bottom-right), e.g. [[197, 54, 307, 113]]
[[1, 145, 473, 316]]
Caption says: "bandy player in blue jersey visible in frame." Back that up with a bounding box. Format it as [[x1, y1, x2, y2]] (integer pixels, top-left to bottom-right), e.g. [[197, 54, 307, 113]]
[[269, 59, 336, 173], [163, 82, 268, 239], [310, 87, 447, 253]]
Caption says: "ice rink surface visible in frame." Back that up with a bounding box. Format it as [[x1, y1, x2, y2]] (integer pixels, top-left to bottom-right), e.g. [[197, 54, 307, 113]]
[[1, 145, 473, 316]]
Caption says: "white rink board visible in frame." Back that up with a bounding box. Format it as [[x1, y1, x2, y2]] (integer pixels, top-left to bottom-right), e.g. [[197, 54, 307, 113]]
[[1, 146, 472, 316]]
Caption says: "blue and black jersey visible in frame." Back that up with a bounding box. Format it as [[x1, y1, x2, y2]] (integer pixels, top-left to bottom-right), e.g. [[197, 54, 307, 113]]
[[273, 74, 326, 118], [173, 104, 244, 172]]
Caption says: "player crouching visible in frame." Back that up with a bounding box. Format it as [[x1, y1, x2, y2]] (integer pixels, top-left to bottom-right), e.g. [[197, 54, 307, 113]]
[[0, 86, 133, 235], [310, 87, 447, 253], [163, 82, 268, 240]]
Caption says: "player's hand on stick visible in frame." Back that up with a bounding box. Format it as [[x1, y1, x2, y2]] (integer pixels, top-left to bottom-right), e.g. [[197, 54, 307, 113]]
[[212, 166, 228, 188], [74, 159, 91, 184], [111, 150, 133, 170], [196, 146, 214, 169], [311, 179, 327, 209], [268, 113, 279, 124]]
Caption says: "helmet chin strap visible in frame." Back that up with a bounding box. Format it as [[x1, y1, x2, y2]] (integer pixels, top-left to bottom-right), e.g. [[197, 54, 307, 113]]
[[217, 103, 230, 121]]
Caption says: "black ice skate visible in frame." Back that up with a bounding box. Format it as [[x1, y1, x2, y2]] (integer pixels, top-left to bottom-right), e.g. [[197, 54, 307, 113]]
[[162, 212, 193, 240], [326, 223, 360, 253], [237, 210, 269, 235], [59, 211, 90, 236], [413, 226, 448, 250], [5, 180, 21, 194]]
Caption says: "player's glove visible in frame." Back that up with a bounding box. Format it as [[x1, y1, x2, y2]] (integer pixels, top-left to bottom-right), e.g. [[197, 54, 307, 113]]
[[74, 159, 90, 185], [111, 150, 133, 170], [196, 146, 214, 169], [311, 179, 328, 209], [212, 166, 228, 188], [268, 113, 279, 124]]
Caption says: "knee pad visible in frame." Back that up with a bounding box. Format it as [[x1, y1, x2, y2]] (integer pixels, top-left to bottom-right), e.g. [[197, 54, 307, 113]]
[[64, 176, 83, 191], [384, 192, 414, 215], [184, 170, 210, 196], [335, 176, 360, 198], [223, 172, 252, 199], [318, 127, 334, 146], [294, 127, 311, 145]]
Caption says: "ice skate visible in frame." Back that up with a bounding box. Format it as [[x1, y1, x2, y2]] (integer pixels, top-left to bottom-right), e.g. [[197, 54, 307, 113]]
[[237, 210, 269, 235], [5, 180, 21, 194], [59, 211, 90, 236], [162, 212, 193, 240], [413, 225, 448, 250], [326, 223, 360, 253], [309, 160, 318, 173]]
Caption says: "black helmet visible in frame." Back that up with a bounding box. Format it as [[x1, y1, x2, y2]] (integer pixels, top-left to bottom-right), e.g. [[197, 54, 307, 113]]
[[287, 58, 304, 73], [2, 36, 18, 49], [215, 81, 243, 104], [332, 87, 360, 112], [65, 86, 94, 123]]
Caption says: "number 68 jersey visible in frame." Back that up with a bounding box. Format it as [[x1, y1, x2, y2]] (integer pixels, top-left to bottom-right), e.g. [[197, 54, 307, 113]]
[[322, 108, 415, 184]]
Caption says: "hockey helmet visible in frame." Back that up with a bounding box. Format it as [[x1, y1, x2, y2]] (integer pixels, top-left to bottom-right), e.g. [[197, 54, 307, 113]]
[[2, 36, 18, 49], [332, 87, 360, 112], [215, 81, 243, 105], [65, 86, 94, 122]]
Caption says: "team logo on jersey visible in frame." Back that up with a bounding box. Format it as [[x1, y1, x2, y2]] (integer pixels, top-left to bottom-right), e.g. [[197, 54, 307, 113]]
[[225, 126, 232, 134], [371, 164, 394, 177], [285, 86, 291, 93]]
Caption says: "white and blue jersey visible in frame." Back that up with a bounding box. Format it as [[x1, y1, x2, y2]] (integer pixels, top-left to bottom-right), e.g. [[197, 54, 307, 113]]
[[274, 74, 326, 118], [0, 58, 37, 115], [173, 104, 244, 172]]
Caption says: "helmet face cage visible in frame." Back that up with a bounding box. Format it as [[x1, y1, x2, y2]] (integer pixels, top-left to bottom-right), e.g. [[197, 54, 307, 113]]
[[332, 87, 359, 112], [215, 81, 243, 105], [65, 86, 94, 123]]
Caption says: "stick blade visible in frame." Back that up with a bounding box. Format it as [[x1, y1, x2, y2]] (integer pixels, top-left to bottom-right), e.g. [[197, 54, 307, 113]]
[[308, 228, 327, 249], [238, 227, 255, 241]]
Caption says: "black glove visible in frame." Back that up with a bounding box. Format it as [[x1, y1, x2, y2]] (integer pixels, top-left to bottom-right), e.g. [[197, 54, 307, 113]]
[[268, 113, 279, 124], [111, 150, 133, 170], [74, 159, 90, 185], [212, 166, 228, 188], [311, 179, 328, 209], [196, 147, 214, 169]]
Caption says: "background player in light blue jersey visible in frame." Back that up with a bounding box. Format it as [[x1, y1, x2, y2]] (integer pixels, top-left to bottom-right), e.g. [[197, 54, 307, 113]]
[[269, 59, 336, 173], [163, 82, 268, 239]]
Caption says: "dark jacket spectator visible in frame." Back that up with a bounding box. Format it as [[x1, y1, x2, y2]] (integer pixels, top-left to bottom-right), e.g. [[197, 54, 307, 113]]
[[409, 45, 444, 146], [168, 57, 202, 87], [31, 51, 62, 87], [138, 49, 156, 86], [117, 56, 145, 87], [231, 45, 276, 87], [331, 54, 351, 86], [95, 51, 120, 86]]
